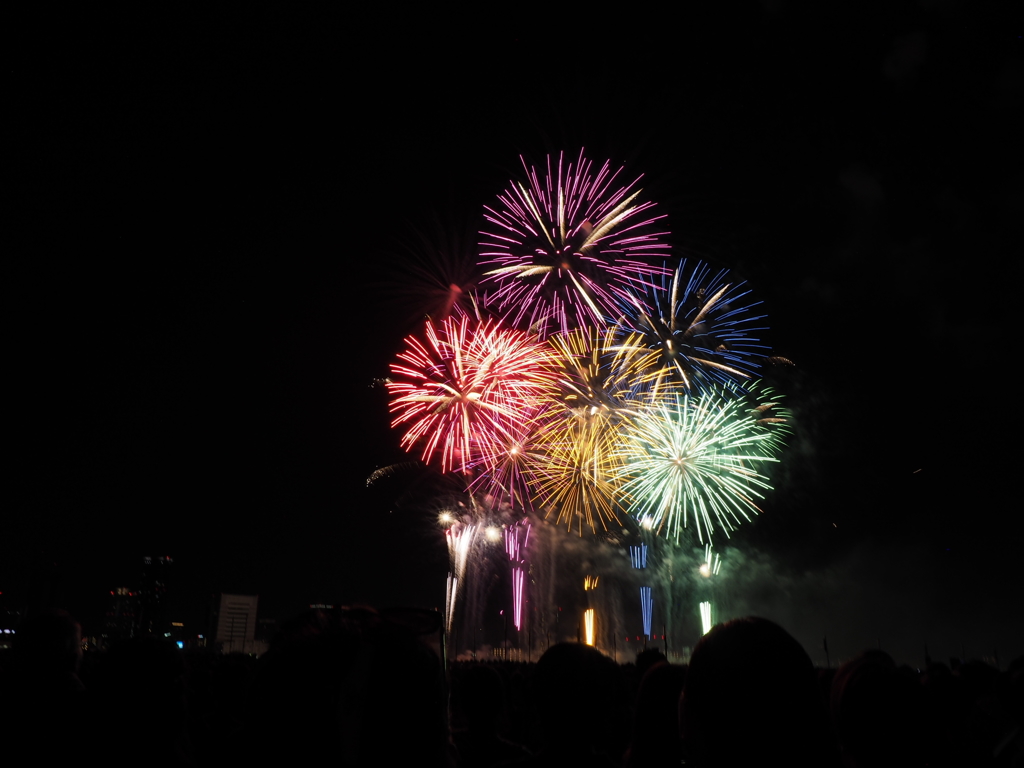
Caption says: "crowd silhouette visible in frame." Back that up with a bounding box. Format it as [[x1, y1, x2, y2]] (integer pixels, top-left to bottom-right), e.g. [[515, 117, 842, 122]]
[[1, 608, 1021, 767]]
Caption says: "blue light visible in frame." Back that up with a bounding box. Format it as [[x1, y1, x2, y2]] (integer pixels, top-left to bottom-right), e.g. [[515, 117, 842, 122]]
[[630, 544, 648, 569], [640, 586, 653, 637]]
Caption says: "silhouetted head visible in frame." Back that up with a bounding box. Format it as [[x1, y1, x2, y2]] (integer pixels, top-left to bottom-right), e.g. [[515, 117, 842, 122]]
[[635, 647, 668, 680], [831, 650, 925, 767], [626, 661, 687, 768], [249, 605, 451, 766], [533, 642, 627, 755], [679, 617, 833, 768], [457, 663, 507, 732]]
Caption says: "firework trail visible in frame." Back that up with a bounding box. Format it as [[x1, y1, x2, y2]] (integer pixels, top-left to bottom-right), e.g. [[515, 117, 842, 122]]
[[479, 150, 671, 336], [699, 600, 713, 636], [444, 521, 477, 634], [387, 313, 559, 475], [583, 575, 599, 647], [629, 543, 655, 638], [640, 586, 654, 638], [614, 259, 769, 393], [616, 383, 790, 543], [505, 519, 531, 631], [697, 544, 722, 641]]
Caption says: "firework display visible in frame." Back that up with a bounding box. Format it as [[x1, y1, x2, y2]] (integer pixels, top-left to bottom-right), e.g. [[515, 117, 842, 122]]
[[467, 428, 538, 510], [387, 313, 558, 475], [379, 148, 794, 656], [548, 325, 644, 414], [480, 150, 671, 336], [615, 259, 769, 392], [527, 403, 626, 535], [615, 384, 790, 544]]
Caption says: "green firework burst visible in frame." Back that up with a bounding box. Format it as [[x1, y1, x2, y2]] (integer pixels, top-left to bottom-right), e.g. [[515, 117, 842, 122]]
[[615, 383, 790, 543]]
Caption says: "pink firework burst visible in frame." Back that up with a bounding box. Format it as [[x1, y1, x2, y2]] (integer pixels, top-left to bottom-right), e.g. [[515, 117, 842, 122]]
[[479, 149, 672, 336], [387, 312, 559, 475]]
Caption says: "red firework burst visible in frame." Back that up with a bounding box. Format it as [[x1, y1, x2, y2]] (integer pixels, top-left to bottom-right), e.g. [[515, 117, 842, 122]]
[[387, 312, 559, 475]]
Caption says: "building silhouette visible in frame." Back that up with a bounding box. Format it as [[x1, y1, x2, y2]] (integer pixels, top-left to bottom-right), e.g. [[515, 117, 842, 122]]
[[214, 593, 258, 654]]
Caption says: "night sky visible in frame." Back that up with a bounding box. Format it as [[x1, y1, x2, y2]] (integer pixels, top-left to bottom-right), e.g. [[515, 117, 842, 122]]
[[8, 4, 1022, 666]]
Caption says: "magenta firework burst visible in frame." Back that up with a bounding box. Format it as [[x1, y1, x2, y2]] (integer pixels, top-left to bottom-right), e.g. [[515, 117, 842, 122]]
[[479, 150, 672, 335]]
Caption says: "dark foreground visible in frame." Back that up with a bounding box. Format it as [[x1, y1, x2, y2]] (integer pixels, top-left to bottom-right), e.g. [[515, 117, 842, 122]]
[[1, 607, 1021, 767]]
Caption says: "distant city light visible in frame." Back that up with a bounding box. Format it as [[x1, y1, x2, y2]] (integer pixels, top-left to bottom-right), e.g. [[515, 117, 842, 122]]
[[176, 641, 184, 649]]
